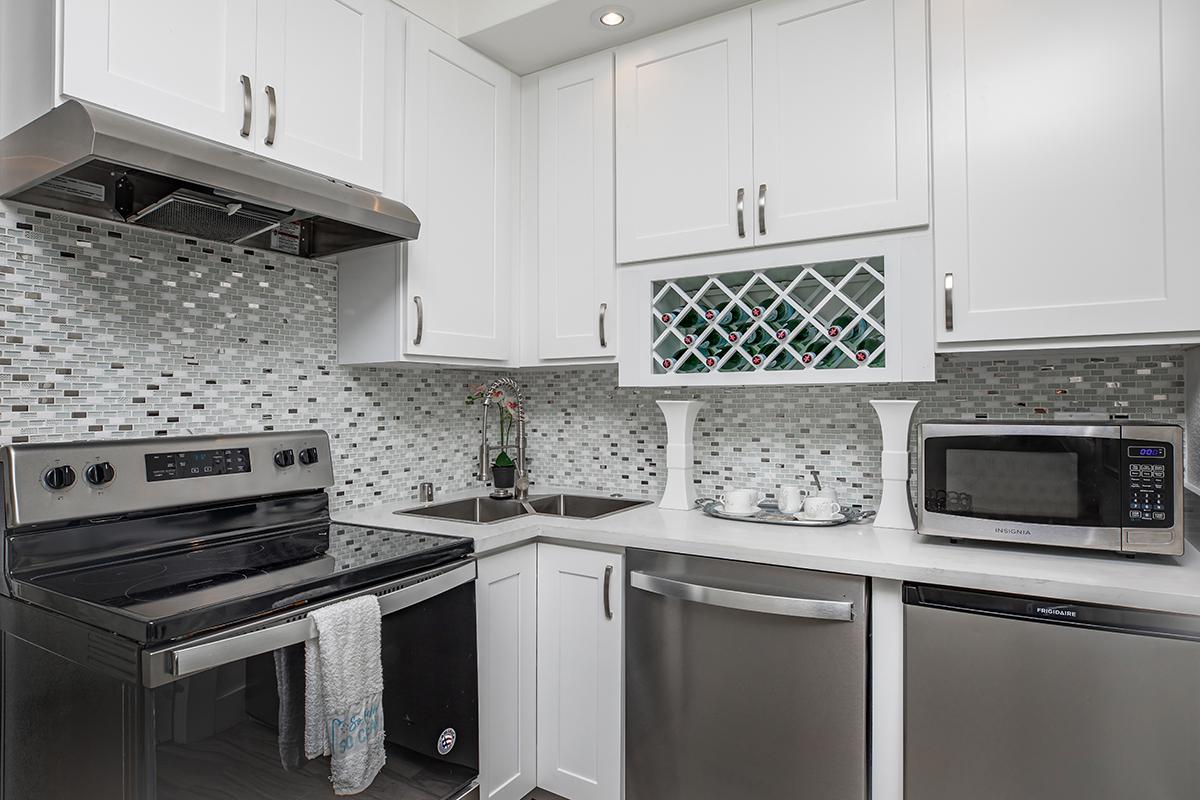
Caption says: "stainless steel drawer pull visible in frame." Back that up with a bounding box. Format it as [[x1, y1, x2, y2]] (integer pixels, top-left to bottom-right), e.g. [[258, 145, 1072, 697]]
[[158, 563, 476, 685], [758, 183, 767, 236], [264, 85, 278, 146], [603, 564, 614, 620], [944, 273, 954, 332], [630, 571, 853, 621], [239, 75, 252, 137], [413, 296, 424, 345], [736, 187, 746, 238], [599, 302, 608, 348]]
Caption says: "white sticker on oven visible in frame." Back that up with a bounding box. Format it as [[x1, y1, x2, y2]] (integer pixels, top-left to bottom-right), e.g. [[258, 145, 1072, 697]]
[[437, 728, 457, 755]]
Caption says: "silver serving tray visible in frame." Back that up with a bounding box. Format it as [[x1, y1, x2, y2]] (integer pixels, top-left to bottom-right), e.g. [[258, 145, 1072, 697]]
[[696, 498, 875, 528]]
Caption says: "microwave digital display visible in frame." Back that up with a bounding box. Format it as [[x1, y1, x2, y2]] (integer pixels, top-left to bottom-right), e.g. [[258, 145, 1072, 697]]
[[1129, 446, 1167, 459]]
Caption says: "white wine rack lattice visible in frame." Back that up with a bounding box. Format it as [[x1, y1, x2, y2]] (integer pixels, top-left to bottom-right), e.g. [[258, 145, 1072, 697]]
[[651, 258, 886, 375]]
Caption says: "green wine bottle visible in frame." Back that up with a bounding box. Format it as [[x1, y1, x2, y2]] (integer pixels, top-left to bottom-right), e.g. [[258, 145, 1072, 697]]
[[658, 306, 704, 332]]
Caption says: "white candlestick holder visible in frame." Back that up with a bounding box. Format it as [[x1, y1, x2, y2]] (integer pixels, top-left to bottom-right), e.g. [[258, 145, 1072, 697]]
[[870, 399, 920, 530], [657, 400, 703, 510]]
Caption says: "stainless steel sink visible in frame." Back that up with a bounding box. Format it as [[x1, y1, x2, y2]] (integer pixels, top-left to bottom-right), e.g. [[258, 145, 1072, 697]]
[[526, 494, 651, 520], [396, 494, 649, 524], [397, 497, 532, 524]]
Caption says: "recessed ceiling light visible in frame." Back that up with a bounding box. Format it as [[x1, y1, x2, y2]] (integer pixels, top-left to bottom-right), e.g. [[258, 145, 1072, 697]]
[[591, 7, 633, 30]]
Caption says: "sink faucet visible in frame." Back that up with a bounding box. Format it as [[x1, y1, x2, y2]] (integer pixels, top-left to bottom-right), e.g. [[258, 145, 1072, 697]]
[[479, 377, 529, 501]]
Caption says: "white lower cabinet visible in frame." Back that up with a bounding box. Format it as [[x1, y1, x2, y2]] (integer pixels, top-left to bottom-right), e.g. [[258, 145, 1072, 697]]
[[476, 544, 623, 800], [536, 545, 624, 800], [477, 546, 538, 800]]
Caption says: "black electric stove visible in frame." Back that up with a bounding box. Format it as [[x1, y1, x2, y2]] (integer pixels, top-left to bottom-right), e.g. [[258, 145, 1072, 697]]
[[1, 432, 472, 643], [0, 431, 481, 800], [10, 517, 471, 643]]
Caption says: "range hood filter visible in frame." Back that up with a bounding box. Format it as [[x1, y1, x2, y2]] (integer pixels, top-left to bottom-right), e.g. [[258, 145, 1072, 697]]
[[127, 189, 290, 245]]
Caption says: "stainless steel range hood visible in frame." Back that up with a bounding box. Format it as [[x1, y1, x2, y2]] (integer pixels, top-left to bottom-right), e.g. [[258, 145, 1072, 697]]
[[0, 101, 419, 259]]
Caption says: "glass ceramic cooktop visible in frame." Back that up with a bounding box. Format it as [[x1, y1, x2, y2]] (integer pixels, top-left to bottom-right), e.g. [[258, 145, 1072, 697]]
[[17, 524, 472, 643]]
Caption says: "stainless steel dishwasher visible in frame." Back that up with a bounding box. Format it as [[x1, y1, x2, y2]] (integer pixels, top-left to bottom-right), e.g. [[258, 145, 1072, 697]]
[[625, 549, 868, 800], [905, 584, 1200, 800]]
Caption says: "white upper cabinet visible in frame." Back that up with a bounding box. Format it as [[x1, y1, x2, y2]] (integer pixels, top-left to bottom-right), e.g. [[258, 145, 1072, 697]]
[[537, 53, 616, 360], [403, 16, 515, 361], [615, 10, 755, 264], [752, 0, 929, 245], [59, 0, 385, 190], [932, 0, 1200, 345], [61, 0, 257, 151], [255, 0, 386, 191], [536, 545, 623, 800], [615, 0, 929, 264]]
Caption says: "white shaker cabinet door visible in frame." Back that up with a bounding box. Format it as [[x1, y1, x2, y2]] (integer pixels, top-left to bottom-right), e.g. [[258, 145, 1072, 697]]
[[61, 0, 257, 150], [615, 9, 754, 263], [477, 546, 538, 800], [932, 0, 1200, 344], [752, 0, 929, 245], [255, 0, 386, 191], [536, 545, 623, 800], [403, 16, 515, 361], [537, 53, 616, 360]]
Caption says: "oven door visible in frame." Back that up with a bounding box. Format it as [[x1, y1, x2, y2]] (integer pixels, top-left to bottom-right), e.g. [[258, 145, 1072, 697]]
[[919, 424, 1124, 549], [141, 562, 479, 800]]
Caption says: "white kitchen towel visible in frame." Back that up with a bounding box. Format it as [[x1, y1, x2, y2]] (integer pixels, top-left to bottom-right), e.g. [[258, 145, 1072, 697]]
[[303, 594, 386, 795]]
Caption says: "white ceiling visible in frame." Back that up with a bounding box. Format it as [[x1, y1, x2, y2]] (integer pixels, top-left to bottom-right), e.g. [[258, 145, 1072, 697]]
[[456, 0, 757, 75]]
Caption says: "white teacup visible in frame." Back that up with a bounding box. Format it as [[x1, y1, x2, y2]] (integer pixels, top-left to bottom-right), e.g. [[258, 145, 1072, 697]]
[[802, 496, 842, 520], [777, 485, 808, 514], [721, 489, 764, 514]]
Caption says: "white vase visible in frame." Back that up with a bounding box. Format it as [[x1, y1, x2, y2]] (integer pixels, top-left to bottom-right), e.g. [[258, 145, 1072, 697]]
[[657, 400, 704, 510], [869, 399, 920, 530]]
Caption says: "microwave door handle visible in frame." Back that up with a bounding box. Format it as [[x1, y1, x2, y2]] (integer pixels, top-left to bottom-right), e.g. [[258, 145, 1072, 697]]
[[161, 562, 475, 682], [630, 571, 854, 621]]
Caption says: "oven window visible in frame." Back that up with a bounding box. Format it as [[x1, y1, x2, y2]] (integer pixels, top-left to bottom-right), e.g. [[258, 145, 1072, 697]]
[[153, 583, 478, 800], [924, 435, 1122, 527]]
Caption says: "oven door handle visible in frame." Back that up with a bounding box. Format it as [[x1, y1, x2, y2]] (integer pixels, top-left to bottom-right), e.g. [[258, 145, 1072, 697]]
[[146, 561, 476, 687]]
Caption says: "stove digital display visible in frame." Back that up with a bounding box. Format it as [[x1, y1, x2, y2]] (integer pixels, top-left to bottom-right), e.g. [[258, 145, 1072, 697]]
[[145, 448, 251, 482]]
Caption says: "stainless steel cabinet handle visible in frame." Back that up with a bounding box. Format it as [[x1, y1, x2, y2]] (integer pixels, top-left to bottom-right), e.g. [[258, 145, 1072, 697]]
[[239, 75, 252, 137], [264, 85, 278, 146], [758, 183, 767, 236], [603, 565, 614, 620], [630, 571, 854, 621], [944, 273, 954, 332], [599, 303, 608, 348], [736, 187, 746, 238], [413, 296, 424, 345]]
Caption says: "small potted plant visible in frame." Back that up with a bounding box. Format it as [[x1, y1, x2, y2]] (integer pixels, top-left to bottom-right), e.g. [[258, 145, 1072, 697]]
[[467, 385, 522, 490]]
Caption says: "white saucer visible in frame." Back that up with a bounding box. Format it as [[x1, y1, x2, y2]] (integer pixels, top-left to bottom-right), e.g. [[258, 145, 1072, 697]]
[[793, 512, 847, 523], [721, 506, 761, 517]]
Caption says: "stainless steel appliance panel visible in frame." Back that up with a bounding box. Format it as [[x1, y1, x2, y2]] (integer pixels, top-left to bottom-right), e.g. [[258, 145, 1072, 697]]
[[905, 586, 1200, 800], [625, 550, 868, 800]]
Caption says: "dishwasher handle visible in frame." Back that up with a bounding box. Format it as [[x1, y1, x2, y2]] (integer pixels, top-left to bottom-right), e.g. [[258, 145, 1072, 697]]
[[630, 571, 854, 621]]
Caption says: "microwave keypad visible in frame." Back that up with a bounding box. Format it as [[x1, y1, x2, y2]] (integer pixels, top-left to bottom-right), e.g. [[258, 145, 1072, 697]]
[[1124, 446, 1173, 527]]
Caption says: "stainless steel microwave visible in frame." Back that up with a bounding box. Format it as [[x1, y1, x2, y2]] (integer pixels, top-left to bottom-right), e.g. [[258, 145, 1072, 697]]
[[919, 422, 1184, 556]]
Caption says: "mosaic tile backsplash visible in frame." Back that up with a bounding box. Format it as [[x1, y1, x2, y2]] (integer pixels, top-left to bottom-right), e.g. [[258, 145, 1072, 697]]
[[0, 203, 1187, 511]]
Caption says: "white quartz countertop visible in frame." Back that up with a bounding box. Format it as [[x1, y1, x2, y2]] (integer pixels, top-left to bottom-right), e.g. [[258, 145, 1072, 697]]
[[333, 487, 1200, 616]]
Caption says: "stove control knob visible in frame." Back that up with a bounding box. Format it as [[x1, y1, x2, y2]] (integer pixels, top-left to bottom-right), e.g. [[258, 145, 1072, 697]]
[[298, 447, 320, 466], [274, 449, 295, 468], [43, 465, 76, 491], [84, 462, 116, 487]]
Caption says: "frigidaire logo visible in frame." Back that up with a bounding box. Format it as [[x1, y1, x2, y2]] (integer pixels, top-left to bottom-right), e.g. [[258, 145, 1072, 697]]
[[995, 526, 1032, 536], [1035, 606, 1078, 619]]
